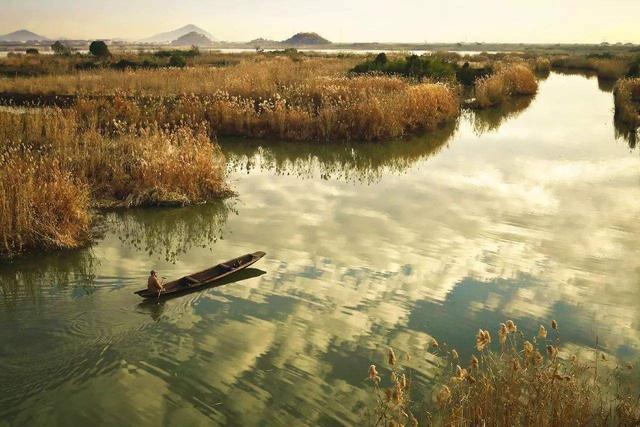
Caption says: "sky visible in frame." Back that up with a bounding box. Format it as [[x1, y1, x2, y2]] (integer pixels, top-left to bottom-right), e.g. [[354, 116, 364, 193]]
[[1, 0, 639, 43]]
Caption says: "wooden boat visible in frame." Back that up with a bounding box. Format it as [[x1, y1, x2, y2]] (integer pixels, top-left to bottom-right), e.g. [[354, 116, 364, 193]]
[[134, 251, 266, 299]]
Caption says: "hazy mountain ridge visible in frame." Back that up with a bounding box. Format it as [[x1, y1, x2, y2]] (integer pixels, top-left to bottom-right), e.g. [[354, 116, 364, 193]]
[[171, 31, 214, 46], [0, 29, 50, 42], [141, 24, 215, 43], [282, 32, 331, 45]]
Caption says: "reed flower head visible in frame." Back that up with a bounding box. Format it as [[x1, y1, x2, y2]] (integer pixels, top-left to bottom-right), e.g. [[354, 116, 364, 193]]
[[456, 365, 468, 380], [533, 351, 544, 366], [476, 329, 492, 351], [506, 320, 517, 333], [551, 320, 558, 330], [499, 323, 508, 344], [523, 341, 534, 357], [538, 325, 548, 339], [547, 345, 557, 359], [368, 364, 380, 383], [436, 385, 451, 406], [451, 349, 459, 360], [388, 348, 396, 366], [471, 355, 479, 369], [431, 338, 439, 349]]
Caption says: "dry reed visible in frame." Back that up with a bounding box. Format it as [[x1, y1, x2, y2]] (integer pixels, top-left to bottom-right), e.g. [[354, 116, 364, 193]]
[[368, 320, 640, 426], [0, 109, 228, 258], [0, 57, 460, 141], [551, 56, 631, 80], [0, 155, 91, 257], [614, 78, 640, 127], [474, 64, 538, 109]]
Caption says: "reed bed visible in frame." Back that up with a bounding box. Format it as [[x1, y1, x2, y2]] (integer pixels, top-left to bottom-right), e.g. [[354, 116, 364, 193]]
[[551, 56, 632, 80], [474, 64, 538, 109], [0, 57, 358, 96], [0, 57, 460, 142], [0, 110, 227, 258], [532, 57, 551, 74], [367, 320, 640, 426], [70, 79, 459, 141], [0, 155, 91, 257], [614, 78, 640, 127]]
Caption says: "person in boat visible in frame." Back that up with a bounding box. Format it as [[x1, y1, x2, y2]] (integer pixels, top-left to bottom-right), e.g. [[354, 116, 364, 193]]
[[147, 270, 164, 293]]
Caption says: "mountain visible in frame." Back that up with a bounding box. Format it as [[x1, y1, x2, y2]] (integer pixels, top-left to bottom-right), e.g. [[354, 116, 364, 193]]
[[141, 24, 215, 44], [249, 37, 277, 45], [282, 32, 331, 45], [0, 29, 50, 42], [171, 31, 213, 46]]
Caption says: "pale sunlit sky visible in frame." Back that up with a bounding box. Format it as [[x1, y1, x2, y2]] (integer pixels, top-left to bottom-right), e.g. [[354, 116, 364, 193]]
[[1, 0, 639, 43]]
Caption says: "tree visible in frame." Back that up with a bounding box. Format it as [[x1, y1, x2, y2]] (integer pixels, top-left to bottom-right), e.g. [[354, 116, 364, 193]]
[[373, 52, 388, 66], [26, 48, 39, 55], [89, 40, 110, 57], [51, 41, 70, 55]]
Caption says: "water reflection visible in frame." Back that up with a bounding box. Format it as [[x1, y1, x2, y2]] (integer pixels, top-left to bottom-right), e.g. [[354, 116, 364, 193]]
[[598, 76, 617, 93], [109, 200, 233, 263], [0, 249, 97, 306], [469, 95, 534, 135], [221, 121, 457, 184], [614, 119, 639, 150]]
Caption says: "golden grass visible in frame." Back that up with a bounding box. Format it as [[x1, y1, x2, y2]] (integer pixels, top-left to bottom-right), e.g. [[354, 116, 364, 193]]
[[0, 57, 460, 142], [0, 109, 227, 258], [72, 79, 459, 142], [0, 57, 358, 96], [614, 78, 640, 127], [0, 155, 91, 257], [551, 56, 631, 80], [532, 58, 551, 74], [368, 320, 640, 426], [474, 64, 538, 109]]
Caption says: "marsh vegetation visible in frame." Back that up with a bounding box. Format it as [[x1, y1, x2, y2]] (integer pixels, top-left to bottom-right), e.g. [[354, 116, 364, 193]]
[[0, 109, 226, 258], [369, 321, 640, 426], [0, 49, 636, 259]]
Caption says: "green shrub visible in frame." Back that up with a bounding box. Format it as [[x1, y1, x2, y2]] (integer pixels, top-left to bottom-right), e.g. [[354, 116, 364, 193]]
[[169, 54, 187, 67], [25, 48, 39, 55], [456, 62, 493, 85], [89, 41, 110, 57], [351, 53, 457, 82]]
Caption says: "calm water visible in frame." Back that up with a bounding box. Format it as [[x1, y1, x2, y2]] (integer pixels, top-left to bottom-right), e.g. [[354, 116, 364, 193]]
[[1, 72, 639, 426]]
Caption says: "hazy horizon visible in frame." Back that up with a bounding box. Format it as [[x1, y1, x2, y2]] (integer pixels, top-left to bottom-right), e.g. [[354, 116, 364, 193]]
[[2, 0, 639, 44]]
